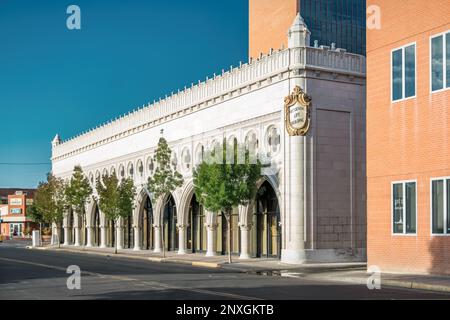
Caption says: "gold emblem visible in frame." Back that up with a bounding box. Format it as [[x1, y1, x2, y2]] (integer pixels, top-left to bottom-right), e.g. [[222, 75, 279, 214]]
[[284, 86, 312, 136]]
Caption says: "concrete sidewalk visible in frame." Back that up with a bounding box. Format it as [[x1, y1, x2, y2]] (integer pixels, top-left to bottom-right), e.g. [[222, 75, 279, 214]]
[[29, 244, 450, 294], [31, 244, 366, 272], [281, 269, 450, 294]]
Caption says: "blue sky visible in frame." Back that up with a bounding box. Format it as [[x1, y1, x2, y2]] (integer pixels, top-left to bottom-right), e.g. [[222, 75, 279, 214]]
[[0, 0, 248, 188]]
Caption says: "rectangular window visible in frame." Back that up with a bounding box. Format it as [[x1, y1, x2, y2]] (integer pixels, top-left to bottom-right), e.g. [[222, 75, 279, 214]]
[[431, 31, 450, 92], [431, 178, 450, 235], [392, 181, 417, 234], [392, 49, 403, 101], [447, 33, 450, 88], [392, 44, 416, 101]]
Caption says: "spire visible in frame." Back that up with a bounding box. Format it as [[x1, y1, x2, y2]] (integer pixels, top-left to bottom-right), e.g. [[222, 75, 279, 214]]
[[288, 13, 311, 48], [52, 134, 61, 148]]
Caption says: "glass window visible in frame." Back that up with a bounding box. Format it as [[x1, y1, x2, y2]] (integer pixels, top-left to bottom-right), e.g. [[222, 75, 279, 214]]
[[447, 180, 450, 233], [446, 33, 450, 88], [404, 45, 416, 98], [432, 180, 444, 234], [432, 35, 444, 91], [405, 182, 416, 233], [392, 49, 403, 101], [431, 32, 450, 92], [431, 178, 450, 235], [393, 181, 416, 234], [392, 44, 416, 101], [393, 183, 404, 234]]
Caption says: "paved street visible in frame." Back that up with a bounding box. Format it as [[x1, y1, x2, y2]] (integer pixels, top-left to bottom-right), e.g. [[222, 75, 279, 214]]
[[0, 240, 449, 300]]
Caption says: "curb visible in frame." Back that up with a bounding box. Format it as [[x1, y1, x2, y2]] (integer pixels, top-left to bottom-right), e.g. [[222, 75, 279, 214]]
[[31, 246, 447, 293], [33, 246, 223, 270], [286, 273, 450, 294]]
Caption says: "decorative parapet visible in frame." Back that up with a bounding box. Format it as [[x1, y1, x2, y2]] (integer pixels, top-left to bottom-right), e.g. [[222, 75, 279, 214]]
[[52, 46, 365, 161]]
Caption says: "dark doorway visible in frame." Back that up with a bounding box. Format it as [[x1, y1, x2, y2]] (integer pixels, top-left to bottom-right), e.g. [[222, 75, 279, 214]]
[[254, 181, 281, 259], [219, 211, 240, 256], [69, 210, 74, 245], [187, 194, 205, 253], [163, 195, 178, 252], [141, 196, 153, 250], [93, 205, 101, 247], [107, 219, 115, 247], [124, 213, 134, 249]]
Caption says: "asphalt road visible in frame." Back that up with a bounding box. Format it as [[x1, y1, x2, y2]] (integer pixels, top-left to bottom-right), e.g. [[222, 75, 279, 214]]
[[0, 240, 449, 300]]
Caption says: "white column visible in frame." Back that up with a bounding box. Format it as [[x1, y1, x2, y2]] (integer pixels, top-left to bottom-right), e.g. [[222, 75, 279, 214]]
[[63, 226, 70, 246], [133, 226, 141, 251], [177, 225, 187, 255], [100, 226, 107, 248], [51, 223, 56, 245], [239, 224, 252, 259], [74, 227, 81, 247], [205, 224, 218, 257], [86, 227, 94, 247], [116, 226, 124, 250], [153, 225, 162, 253], [282, 135, 306, 263]]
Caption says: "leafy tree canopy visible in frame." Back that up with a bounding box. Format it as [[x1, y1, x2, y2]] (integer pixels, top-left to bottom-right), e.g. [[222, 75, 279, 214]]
[[147, 136, 184, 201], [193, 139, 261, 215], [33, 173, 67, 224], [96, 174, 136, 224], [65, 165, 92, 214]]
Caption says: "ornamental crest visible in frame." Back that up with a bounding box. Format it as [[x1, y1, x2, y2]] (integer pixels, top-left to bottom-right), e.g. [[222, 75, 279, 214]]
[[284, 86, 312, 136]]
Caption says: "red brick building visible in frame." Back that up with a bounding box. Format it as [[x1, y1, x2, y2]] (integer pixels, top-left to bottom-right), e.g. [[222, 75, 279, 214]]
[[0, 189, 37, 239], [367, 0, 450, 275]]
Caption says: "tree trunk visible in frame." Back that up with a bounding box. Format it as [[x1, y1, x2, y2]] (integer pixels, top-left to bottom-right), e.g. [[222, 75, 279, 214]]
[[226, 211, 232, 264], [114, 219, 118, 254], [39, 222, 42, 246], [161, 198, 170, 259]]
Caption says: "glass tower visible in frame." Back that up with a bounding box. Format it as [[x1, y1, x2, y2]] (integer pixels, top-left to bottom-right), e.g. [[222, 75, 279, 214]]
[[299, 0, 366, 55]]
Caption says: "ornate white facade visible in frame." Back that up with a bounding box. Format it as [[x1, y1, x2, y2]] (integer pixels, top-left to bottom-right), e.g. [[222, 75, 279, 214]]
[[51, 15, 366, 263]]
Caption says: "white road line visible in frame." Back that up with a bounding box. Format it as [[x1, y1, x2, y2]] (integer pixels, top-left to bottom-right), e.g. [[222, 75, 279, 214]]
[[0, 256, 262, 300]]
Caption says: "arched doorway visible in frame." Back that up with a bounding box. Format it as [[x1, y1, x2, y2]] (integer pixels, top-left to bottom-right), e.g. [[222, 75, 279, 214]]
[[141, 196, 153, 250], [69, 209, 74, 245], [123, 213, 134, 249], [93, 205, 101, 247], [252, 181, 281, 258], [163, 195, 178, 252], [217, 209, 240, 256], [187, 194, 206, 253], [107, 219, 115, 247], [59, 222, 64, 244]]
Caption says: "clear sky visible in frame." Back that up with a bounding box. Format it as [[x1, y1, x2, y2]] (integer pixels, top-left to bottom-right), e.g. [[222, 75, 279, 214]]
[[0, 0, 248, 188]]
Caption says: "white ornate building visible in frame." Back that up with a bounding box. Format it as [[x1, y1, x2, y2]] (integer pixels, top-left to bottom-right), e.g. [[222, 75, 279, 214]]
[[51, 15, 366, 263]]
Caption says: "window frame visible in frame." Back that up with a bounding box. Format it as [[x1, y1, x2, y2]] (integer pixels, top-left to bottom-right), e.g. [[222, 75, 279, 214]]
[[391, 180, 418, 236], [391, 42, 417, 103], [430, 176, 450, 236], [430, 30, 450, 94]]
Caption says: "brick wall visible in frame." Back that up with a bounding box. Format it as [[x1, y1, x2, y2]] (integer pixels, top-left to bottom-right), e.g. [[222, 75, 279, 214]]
[[367, 0, 450, 275], [249, 0, 297, 59]]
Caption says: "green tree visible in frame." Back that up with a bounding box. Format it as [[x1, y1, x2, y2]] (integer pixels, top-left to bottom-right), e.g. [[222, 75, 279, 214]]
[[26, 204, 44, 241], [193, 139, 261, 263], [33, 174, 67, 246], [26, 204, 44, 224], [96, 174, 136, 254], [65, 166, 93, 230], [147, 135, 184, 258]]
